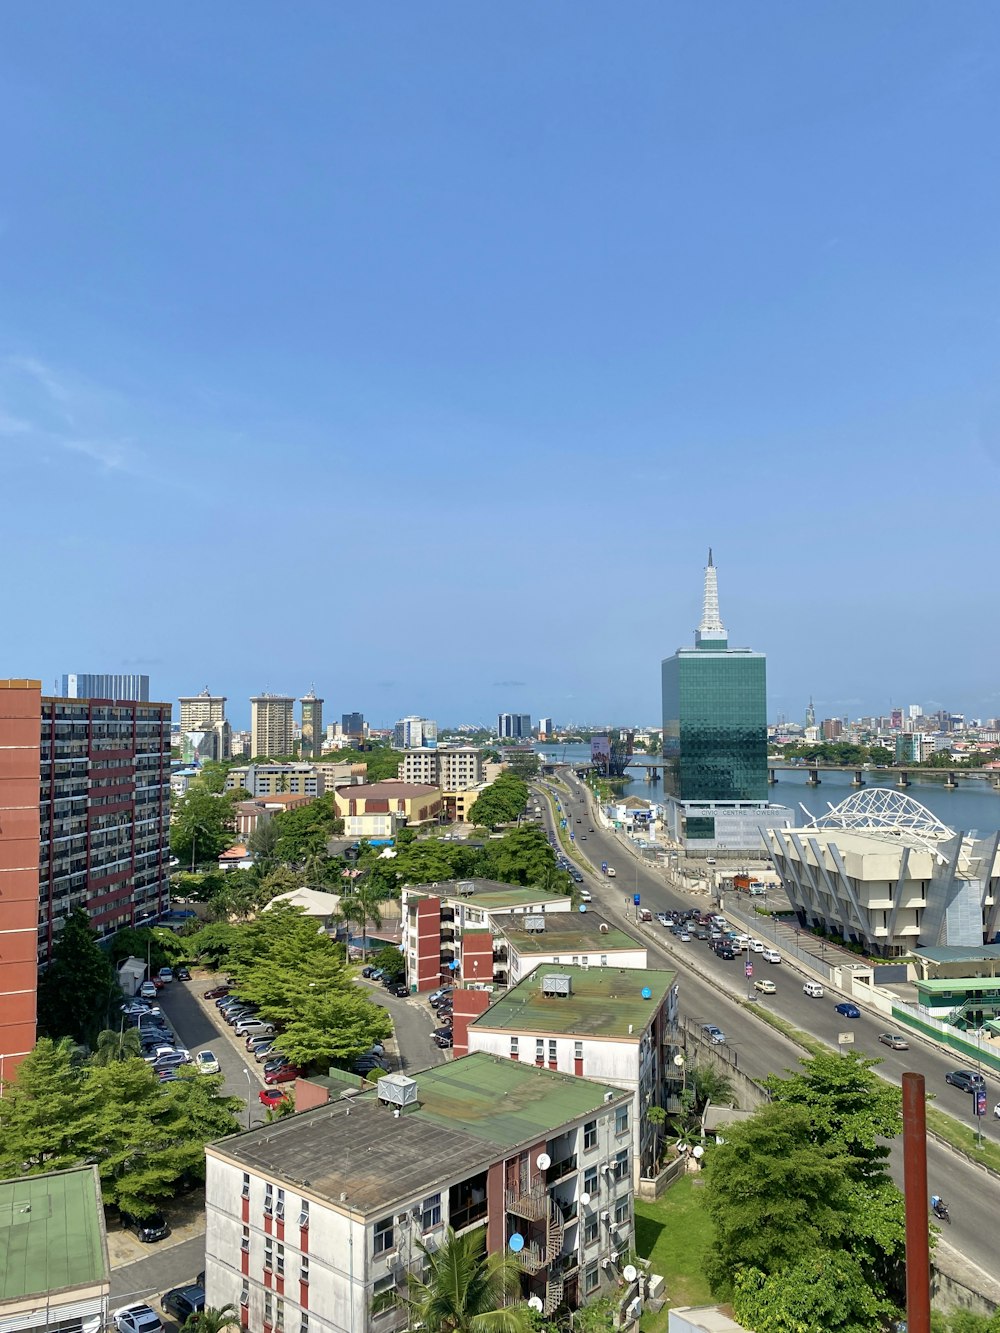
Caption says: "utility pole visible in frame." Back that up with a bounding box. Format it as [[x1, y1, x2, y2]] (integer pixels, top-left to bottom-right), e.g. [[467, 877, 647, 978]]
[[902, 1073, 931, 1333]]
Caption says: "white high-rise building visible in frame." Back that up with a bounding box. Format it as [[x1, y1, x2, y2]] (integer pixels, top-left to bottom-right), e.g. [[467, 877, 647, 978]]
[[179, 689, 227, 732], [250, 694, 295, 759], [393, 716, 437, 749]]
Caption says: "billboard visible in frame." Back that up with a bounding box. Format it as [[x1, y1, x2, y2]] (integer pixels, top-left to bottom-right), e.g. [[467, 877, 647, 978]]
[[591, 736, 611, 772]]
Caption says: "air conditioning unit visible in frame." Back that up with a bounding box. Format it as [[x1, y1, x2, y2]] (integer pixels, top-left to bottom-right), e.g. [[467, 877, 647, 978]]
[[603, 1090, 615, 1102], [601, 1210, 611, 1222]]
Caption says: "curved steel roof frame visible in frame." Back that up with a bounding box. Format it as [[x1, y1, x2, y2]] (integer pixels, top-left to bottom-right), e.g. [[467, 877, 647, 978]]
[[804, 787, 953, 838]]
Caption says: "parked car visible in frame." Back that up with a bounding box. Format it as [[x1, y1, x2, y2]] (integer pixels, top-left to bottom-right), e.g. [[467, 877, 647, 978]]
[[139, 981, 158, 1000], [878, 1032, 909, 1051], [157, 968, 174, 984], [113, 1305, 164, 1333], [203, 985, 229, 999], [121, 1001, 152, 1016], [835, 1002, 861, 1019], [264, 1064, 302, 1085], [235, 1016, 274, 1037], [433, 1026, 453, 1040], [143, 1045, 177, 1063], [701, 1024, 726, 1044], [945, 1069, 986, 1093], [195, 1050, 220, 1075], [259, 1088, 289, 1109], [361, 965, 377, 978], [153, 1051, 191, 1069], [120, 1210, 170, 1243], [256, 1044, 284, 1063], [175, 966, 191, 981], [389, 983, 410, 998], [262, 1055, 289, 1073], [429, 987, 453, 1006], [754, 979, 776, 995], [434, 1033, 453, 1049], [161, 1286, 205, 1323]]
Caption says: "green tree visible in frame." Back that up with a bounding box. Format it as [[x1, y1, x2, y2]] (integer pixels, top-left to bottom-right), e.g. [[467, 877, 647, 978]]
[[91, 1026, 143, 1066], [370, 944, 406, 975], [197, 761, 234, 794], [702, 1103, 854, 1297], [340, 882, 384, 954], [317, 747, 404, 782], [372, 1226, 532, 1332], [37, 909, 117, 1046], [171, 784, 242, 868], [272, 793, 343, 863], [0, 1039, 94, 1173], [246, 817, 280, 874], [690, 1064, 735, 1110], [869, 746, 893, 766], [181, 1308, 240, 1333], [733, 1252, 894, 1333], [468, 774, 529, 830], [186, 922, 242, 968]]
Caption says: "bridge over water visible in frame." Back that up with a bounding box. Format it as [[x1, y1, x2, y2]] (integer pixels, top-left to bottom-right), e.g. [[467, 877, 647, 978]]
[[616, 757, 1000, 791]]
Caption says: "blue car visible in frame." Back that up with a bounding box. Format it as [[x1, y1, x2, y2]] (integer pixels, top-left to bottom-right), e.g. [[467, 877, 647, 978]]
[[835, 1002, 861, 1019]]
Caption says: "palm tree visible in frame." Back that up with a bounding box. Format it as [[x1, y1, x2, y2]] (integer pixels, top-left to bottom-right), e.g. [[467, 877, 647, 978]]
[[345, 881, 384, 955], [690, 1064, 735, 1109], [91, 1026, 142, 1066], [181, 1306, 240, 1333], [372, 1227, 531, 1332]]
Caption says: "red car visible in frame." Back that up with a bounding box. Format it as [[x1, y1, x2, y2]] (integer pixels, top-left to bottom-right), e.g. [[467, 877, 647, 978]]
[[264, 1064, 301, 1085], [259, 1088, 289, 1109], [203, 986, 229, 999]]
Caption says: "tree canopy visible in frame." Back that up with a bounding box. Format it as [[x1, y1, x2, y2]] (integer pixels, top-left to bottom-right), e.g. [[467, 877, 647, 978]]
[[36, 909, 117, 1047], [318, 746, 404, 782], [271, 793, 344, 863], [0, 1038, 242, 1213], [170, 783, 244, 868], [467, 773, 529, 829]]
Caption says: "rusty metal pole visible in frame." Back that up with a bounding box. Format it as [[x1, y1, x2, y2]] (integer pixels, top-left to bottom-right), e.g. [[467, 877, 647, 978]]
[[902, 1072, 931, 1333]]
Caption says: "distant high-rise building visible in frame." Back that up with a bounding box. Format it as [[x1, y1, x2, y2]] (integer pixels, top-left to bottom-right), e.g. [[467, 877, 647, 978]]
[[805, 698, 815, 729], [179, 688, 226, 732], [821, 718, 843, 741], [0, 679, 171, 1075], [908, 704, 922, 721], [537, 717, 553, 738], [341, 712, 365, 740], [250, 693, 295, 758], [62, 672, 149, 702], [393, 716, 438, 749], [891, 708, 903, 730], [660, 551, 790, 851], [299, 689, 324, 759], [497, 712, 532, 739]]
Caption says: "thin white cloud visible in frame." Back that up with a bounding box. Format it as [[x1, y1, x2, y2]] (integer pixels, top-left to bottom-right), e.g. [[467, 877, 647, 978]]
[[0, 409, 31, 436], [62, 437, 139, 474]]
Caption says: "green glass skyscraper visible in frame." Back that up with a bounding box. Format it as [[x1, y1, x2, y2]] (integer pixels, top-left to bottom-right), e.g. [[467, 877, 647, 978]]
[[661, 552, 779, 850]]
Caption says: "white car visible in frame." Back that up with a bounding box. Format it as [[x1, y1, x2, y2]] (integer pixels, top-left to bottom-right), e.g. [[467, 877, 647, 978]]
[[762, 947, 782, 964], [733, 935, 750, 952], [139, 981, 158, 1000], [113, 1305, 164, 1333], [195, 1050, 220, 1075], [747, 938, 764, 953]]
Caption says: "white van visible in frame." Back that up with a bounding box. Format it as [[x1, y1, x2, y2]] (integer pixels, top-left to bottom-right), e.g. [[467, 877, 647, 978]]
[[762, 947, 782, 964], [803, 980, 824, 998], [606, 867, 617, 878]]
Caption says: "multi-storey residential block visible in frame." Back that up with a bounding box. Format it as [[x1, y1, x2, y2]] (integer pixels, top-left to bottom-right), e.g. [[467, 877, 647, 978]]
[[179, 688, 227, 732], [397, 746, 485, 791], [0, 680, 171, 1072], [225, 765, 323, 798], [62, 673, 149, 702], [251, 694, 295, 759], [493, 914, 648, 988], [464, 965, 678, 1181], [333, 781, 443, 836], [392, 716, 437, 749], [401, 880, 573, 994], [204, 1054, 635, 1331]]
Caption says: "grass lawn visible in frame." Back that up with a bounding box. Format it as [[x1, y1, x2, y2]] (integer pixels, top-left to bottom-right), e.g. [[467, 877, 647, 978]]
[[635, 1176, 715, 1332]]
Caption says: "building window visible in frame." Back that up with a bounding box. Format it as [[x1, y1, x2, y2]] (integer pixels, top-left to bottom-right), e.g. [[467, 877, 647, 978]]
[[535, 1039, 544, 1063], [241, 1226, 250, 1253], [600, 954, 608, 966], [300, 1256, 310, 1285], [264, 1293, 273, 1324], [276, 1243, 285, 1277], [300, 1317, 308, 1333], [241, 1172, 251, 1200], [422, 1193, 442, 1230], [275, 1299, 284, 1332], [374, 1216, 394, 1256], [584, 1166, 598, 1195], [571, 956, 579, 965], [264, 1183, 274, 1215], [574, 1041, 583, 1061], [613, 1149, 629, 1181], [584, 1120, 597, 1151], [584, 1214, 598, 1244], [298, 1201, 310, 1228], [275, 1188, 285, 1219], [615, 1198, 630, 1226], [240, 1282, 250, 1308], [264, 1238, 274, 1271], [548, 1039, 557, 1063], [510, 1037, 519, 1057], [615, 1105, 629, 1135], [585, 1263, 600, 1293]]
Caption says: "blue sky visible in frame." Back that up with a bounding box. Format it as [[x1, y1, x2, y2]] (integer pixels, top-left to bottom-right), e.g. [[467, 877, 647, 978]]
[[2, 4, 999, 729]]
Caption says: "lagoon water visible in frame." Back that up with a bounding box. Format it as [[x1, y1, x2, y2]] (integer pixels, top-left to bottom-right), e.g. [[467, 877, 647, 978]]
[[535, 742, 1000, 835]]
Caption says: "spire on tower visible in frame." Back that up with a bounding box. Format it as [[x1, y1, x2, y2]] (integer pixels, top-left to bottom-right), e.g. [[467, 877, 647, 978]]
[[695, 549, 728, 648]]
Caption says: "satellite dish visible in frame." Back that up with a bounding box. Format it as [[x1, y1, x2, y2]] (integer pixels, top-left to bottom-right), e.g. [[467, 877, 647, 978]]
[[527, 1297, 544, 1312], [641, 986, 652, 1000], [449, 960, 460, 971], [579, 904, 587, 913], [536, 1152, 551, 1169], [508, 1233, 525, 1252], [580, 1191, 591, 1206], [692, 1145, 705, 1159], [623, 1264, 638, 1283], [673, 1053, 686, 1067]]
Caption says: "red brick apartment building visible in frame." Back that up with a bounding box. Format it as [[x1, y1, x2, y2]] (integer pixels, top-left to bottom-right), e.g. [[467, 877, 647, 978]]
[[0, 679, 172, 1074]]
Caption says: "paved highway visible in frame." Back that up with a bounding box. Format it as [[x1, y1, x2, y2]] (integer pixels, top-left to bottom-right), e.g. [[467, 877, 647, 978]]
[[533, 771, 1000, 1278]]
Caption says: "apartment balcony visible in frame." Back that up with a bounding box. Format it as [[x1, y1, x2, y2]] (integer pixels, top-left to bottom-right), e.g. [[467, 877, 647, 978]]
[[517, 1243, 548, 1275], [440, 909, 455, 923], [493, 945, 508, 963], [449, 1200, 488, 1233], [545, 1155, 577, 1187]]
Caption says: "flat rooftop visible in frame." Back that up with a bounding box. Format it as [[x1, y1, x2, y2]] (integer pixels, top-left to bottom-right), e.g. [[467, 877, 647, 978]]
[[0, 1166, 108, 1301], [498, 914, 642, 955], [472, 965, 676, 1039], [913, 945, 1000, 965], [213, 1053, 627, 1215], [407, 879, 572, 909]]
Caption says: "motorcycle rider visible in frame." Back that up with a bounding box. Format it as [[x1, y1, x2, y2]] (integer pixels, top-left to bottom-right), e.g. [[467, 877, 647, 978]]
[[930, 1195, 948, 1220]]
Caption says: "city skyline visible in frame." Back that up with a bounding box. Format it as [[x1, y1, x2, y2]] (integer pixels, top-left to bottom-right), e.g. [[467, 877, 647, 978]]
[[2, 7, 999, 721]]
